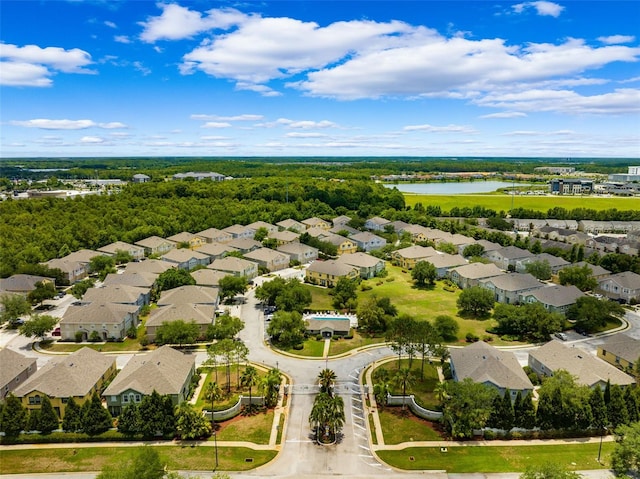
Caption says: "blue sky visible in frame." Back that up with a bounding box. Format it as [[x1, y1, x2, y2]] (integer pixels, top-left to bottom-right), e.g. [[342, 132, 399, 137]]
[[1, 1, 639, 158]]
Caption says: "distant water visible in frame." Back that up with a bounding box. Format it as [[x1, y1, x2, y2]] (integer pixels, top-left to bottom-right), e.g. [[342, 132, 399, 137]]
[[383, 181, 525, 195]]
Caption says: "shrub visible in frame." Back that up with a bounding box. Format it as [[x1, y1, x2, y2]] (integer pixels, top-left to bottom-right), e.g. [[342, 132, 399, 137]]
[[482, 335, 494, 342], [465, 332, 479, 342], [360, 284, 372, 291], [89, 331, 101, 342], [385, 277, 394, 282], [74, 331, 83, 343], [293, 343, 304, 350], [315, 334, 323, 341], [442, 362, 452, 380], [483, 430, 497, 440]]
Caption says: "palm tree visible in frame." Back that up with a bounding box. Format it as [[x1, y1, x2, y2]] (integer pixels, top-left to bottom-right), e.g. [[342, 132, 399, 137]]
[[204, 381, 223, 428], [309, 393, 329, 441], [262, 368, 282, 408], [434, 381, 449, 406], [318, 368, 337, 396], [309, 392, 345, 443], [393, 367, 415, 410], [240, 365, 260, 413], [326, 394, 345, 439]]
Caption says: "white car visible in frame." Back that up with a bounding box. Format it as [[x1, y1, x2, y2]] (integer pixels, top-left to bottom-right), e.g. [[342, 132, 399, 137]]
[[555, 332, 568, 341]]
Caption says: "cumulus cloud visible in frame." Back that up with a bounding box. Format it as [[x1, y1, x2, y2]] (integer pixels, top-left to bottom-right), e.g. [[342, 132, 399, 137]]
[[598, 35, 636, 45], [201, 122, 232, 128], [104, 21, 117, 29], [191, 114, 263, 121], [480, 111, 528, 119], [10, 119, 128, 130], [277, 119, 339, 129], [80, 136, 106, 143], [512, 1, 564, 17], [403, 124, 477, 133], [285, 132, 329, 138], [0, 43, 94, 87], [114, 35, 132, 44]]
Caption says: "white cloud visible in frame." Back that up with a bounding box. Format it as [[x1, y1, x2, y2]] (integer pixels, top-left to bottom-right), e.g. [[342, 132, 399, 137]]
[[191, 114, 263, 121], [403, 124, 477, 133], [201, 122, 232, 128], [512, 1, 564, 17], [104, 21, 117, 29], [80, 136, 106, 144], [598, 35, 636, 45], [114, 35, 132, 44], [10, 119, 128, 130], [132, 61, 151, 75], [139, 4, 248, 42], [0, 43, 93, 87], [200, 135, 229, 140], [277, 119, 339, 129], [285, 132, 329, 138], [480, 111, 528, 119]]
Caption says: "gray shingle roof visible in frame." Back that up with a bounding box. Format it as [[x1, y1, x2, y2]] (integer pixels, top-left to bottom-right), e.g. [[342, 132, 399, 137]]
[[0, 348, 37, 390], [599, 333, 640, 364], [146, 303, 215, 328], [523, 284, 584, 307], [450, 262, 503, 280], [336, 252, 384, 269], [482, 273, 542, 292], [157, 285, 219, 306]]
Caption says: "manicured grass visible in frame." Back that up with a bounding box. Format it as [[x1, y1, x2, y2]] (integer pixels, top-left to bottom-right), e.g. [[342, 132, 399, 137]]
[[376, 442, 614, 472], [368, 413, 378, 445], [196, 366, 268, 412], [40, 337, 154, 353], [402, 193, 640, 213], [215, 409, 274, 444], [0, 446, 277, 474], [328, 330, 385, 356], [374, 359, 441, 410], [302, 284, 334, 311], [378, 408, 444, 444]]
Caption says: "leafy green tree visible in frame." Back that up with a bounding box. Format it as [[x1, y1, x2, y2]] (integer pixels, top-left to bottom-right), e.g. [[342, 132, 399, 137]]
[[117, 404, 142, 437], [385, 314, 416, 366], [536, 370, 592, 430], [331, 277, 358, 311], [566, 297, 625, 333], [411, 261, 437, 286], [267, 311, 306, 348], [525, 260, 552, 281], [255, 276, 286, 306], [138, 391, 175, 438], [261, 368, 282, 408], [607, 384, 629, 428], [71, 278, 95, 299], [318, 368, 337, 395], [89, 255, 116, 281], [81, 393, 113, 435], [113, 249, 133, 265], [530, 240, 543, 255], [206, 313, 244, 340], [589, 386, 608, 430], [513, 391, 536, 429], [0, 293, 31, 326], [62, 397, 83, 432], [155, 268, 195, 293], [463, 244, 485, 258], [155, 320, 200, 346], [520, 463, 583, 479], [625, 387, 639, 423], [434, 315, 459, 341], [218, 275, 248, 303], [37, 395, 59, 434], [27, 281, 56, 305], [27, 409, 41, 432], [457, 286, 494, 317], [253, 227, 269, 242], [441, 378, 498, 439], [610, 421, 640, 477], [0, 393, 27, 437], [210, 339, 236, 394], [356, 295, 396, 334], [240, 365, 260, 412], [493, 302, 564, 342], [414, 320, 440, 379], [558, 265, 598, 292], [488, 390, 514, 431], [19, 314, 58, 341], [393, 367, 415, 410], [274, 279, 312, 313], [175, 403, 211, 440]]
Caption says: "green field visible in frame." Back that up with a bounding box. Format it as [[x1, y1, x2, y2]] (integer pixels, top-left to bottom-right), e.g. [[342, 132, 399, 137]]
[[376, 442, 614, 472], [403, 193, 640, 212]]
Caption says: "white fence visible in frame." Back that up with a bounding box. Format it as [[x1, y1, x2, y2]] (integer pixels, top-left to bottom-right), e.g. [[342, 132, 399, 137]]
[[386, 394, 443, 421]]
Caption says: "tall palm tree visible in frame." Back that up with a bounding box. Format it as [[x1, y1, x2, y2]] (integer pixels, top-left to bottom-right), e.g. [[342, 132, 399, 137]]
[[240, 365, 260, 412], [393, 367, 415, 410], [204, 381, 223, 428], [318, 368, 337, 396], [309, 393, 329, 441], [326, 394, 345, 439], [261, 368, 282, 408]]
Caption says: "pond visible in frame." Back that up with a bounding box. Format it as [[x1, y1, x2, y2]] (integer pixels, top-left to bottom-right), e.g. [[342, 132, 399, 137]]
[[383, 181, 529, 195]]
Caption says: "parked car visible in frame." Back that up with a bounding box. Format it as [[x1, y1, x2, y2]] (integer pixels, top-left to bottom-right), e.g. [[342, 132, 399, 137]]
[[555, 332, 568, 341], [52, 327, 61, 336]]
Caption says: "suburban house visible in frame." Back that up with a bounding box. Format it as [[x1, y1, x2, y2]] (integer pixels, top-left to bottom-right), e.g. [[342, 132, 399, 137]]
[[519, 284, 585, 314], [191, 269, 229, 287], [536, 226, 590, 244], [59, 302, 140, 341], [97, 241, 145, 261], [222, 224, 256, 240], [81, 284, 150, 309], [597, 333, 640, 377], [166, 232, 205, 249], [195, 228, 233, 244], [485, 246, 535, 271], [145, 303, 216, 342], [349, 231, 387, 252], [276, 219, 306, 233], [125, 259, 174, 275], [391, 245, 438, 269], [132, 173, 150, 183], [244, 248, 291, 272], [269, 230, 300, 246], [388, 220, 411, 233], [156, 285, 219, 307], [302, 217, 331, 230], [365, 216, 390, 231], [103, 346, 195, 415], [336, 252, 386, 279], [305, 317, 351, 338], [479, 273, 543, 305], [422, 253, 468, 278], [246, 221, 278, 235], [172, 171, 225, 181], [330, 224, 359, 236], [102, 271, 158, 290], [515, 253, 571, 275], [306, 260, 359, 287], [597, 271, 640, 303], [458, 239, 502, 257], [161, 249, 210, 270], [208, 257, 259, 279], [277, 243, 319, 264], [398, 224, 432, 243], [528, 341, 635, 389], [227, 238, 262, 254], [322, 233, 358, 255], [0, 348, 37, 400], [13, 347, 116, 419], [135, 236, 177, 256], [448, 262, 504, 289], [332, 215, 352, 228], [197, 242, 239, 260], [0, 274, 54, 295], [449, 341, 534, 400], [43, 257, 89, 283]]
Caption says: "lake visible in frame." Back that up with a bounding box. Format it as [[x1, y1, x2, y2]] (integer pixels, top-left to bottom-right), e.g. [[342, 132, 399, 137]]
[[383, 181, 525, 195]]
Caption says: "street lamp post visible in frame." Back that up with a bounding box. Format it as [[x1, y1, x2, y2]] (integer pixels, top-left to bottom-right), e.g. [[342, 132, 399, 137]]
[[597, 426, 607, 464], [213, 428, 219, 471]]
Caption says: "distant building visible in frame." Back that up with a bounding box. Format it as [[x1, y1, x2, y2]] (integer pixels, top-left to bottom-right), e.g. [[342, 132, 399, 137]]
[[132, 174, 150, 183], [172, 172, 225, 181], [549, 178, 593, 195], [608, 166, 640, 182]]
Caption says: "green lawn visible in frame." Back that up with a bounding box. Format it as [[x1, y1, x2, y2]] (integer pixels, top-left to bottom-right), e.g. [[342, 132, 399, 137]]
[[376, 442, 614, 472], [0, 446, 277, 474], [195, 366, 268, 412], [374, 359, 441, 410], [378, 409, 444, 444], [328, 331, 385, 356], [271, 337, 325, 357], [40, 337, 153, 353], [402, 193, 640, 213], [215, 409, 274, 444]]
